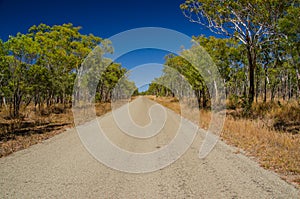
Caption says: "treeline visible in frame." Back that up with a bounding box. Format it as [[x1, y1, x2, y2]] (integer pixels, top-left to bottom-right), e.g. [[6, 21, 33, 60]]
[[0, 23, 136, 118], [147, 1, 299, 108]]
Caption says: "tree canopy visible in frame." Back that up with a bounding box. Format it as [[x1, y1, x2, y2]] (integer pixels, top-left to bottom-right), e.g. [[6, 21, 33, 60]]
[[0, 23, 136, 118], [180, 0, 298, 104]]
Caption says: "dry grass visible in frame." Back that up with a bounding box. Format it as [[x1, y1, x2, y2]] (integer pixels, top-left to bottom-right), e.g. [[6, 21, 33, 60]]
[[150, 96, 300, 188], [222, 118, 300, 186], [0, 103, 111, 157], [149, 96, 182, 115]]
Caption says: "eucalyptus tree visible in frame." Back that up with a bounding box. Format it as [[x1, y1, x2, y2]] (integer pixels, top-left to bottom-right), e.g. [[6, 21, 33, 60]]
[[28, 23, 103, 107], [1, 23, 134, 118], [180, 0, 292, 104], [278, 4, 300, 98], [4, 33, 39, 117], [193, 36, 242, 98], [97, 63, 129, 102], [0, 39, 10, 109]]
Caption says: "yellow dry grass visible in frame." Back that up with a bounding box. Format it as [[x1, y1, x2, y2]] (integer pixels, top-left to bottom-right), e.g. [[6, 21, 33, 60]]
[[0, 103, 111, 157]]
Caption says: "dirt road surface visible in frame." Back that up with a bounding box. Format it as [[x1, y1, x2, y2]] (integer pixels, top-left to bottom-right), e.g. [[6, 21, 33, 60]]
[[0, 97, 299, 198]]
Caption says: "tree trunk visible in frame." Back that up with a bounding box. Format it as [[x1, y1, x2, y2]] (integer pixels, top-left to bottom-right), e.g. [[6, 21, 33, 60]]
[[13, 89, 22, 118], [202, 89, 208, 108], [264, 67, 268, 103], [246, 45, 255, 105], [271, 85, 276, 102], [2, 96, 8, 111]]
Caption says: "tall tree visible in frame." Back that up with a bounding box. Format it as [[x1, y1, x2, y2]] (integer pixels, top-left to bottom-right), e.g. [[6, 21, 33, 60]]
[[278, 4, 300, 97], [193, 36, 242, 98], [180, 0, 292, 104], [1, 23, 133, 118], [0, 39, 10, 109], [29, 23, 102, 107], [4, 33, 39, 117]]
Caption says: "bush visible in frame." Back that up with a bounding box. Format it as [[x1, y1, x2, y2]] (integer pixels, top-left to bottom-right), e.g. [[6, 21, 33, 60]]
[[273, 102, 300, 134], [227, 94, 240, 109]]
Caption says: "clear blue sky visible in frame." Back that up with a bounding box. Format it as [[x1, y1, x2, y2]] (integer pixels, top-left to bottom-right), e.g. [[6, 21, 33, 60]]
[[0, 0, 218, 91]]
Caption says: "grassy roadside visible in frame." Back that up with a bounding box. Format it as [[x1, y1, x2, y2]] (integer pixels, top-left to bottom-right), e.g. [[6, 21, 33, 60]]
[[0, 103, 111, 157], [151, 96, 300, 188]]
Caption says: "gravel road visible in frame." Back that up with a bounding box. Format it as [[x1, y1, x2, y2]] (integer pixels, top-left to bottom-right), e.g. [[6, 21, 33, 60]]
[[0, 97, 299, 198]]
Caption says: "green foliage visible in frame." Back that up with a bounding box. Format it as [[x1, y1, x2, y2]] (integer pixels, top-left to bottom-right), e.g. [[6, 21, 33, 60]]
[[228, 94, 240, 109], [96, 63, 135, 102], [149, 22, 299, 110], [149, 36, 244, 108], [180, 0, 296, 104], [0, 23, 135, 118]]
